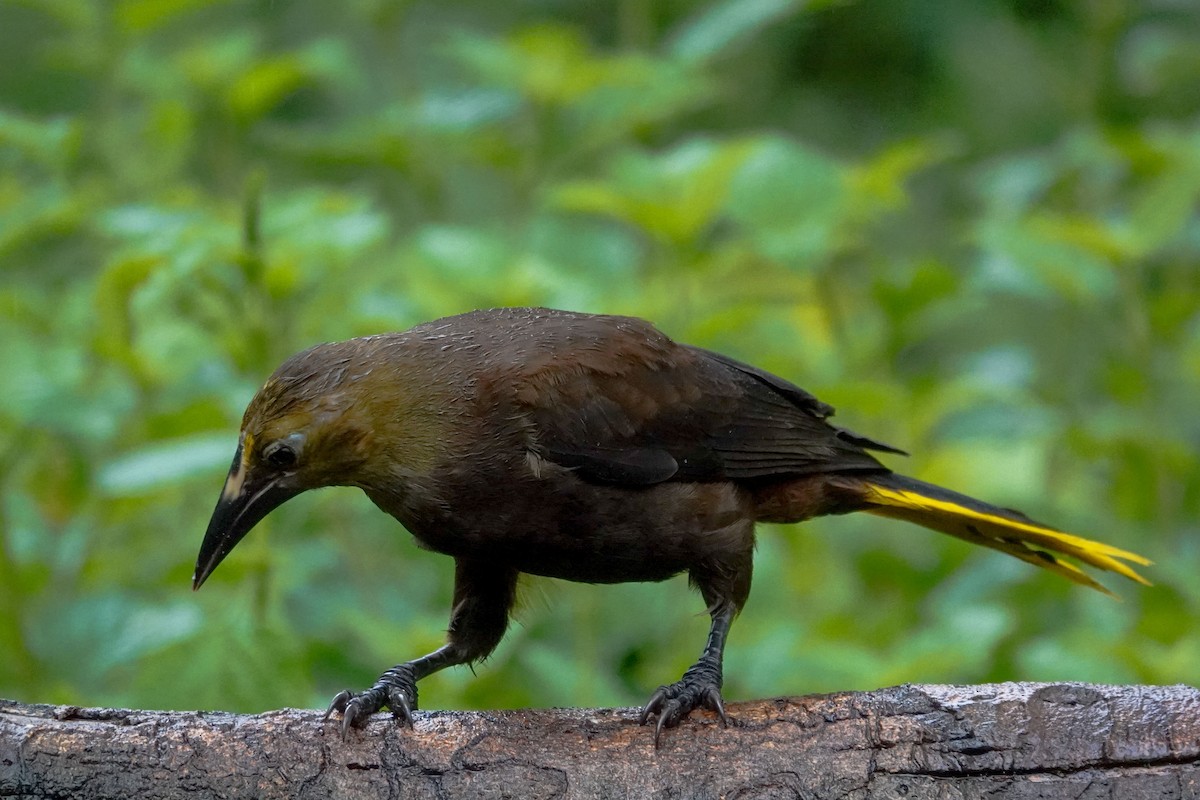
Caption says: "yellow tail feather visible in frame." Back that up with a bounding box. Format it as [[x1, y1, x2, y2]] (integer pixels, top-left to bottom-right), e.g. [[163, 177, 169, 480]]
[[862, 480, 1151, 595]]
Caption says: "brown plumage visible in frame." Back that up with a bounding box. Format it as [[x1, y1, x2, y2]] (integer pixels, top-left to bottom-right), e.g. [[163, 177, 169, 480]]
[[194, 307, 1149, 745]]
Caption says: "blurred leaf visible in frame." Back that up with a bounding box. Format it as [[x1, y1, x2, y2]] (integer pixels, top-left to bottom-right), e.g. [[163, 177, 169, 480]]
[[553, 137, 753, 244], [100, 602, 203, 672], [98, 433, 233, 496], [668, 0, 805, 65], [413, 89, 521, 133], [176, 28, 259, 89], [0, 108, 80, 170], [93, 254, 161, 373], [267, 190, 390, 254], [226, 56, 310, 122], [415, 225, 509, 279], [975, 215, 1119, 301], [117, 0, 229, 33], [726, 136, 846, 267], [851, 135, 957, 211], [1126, 130, 1200, 255]]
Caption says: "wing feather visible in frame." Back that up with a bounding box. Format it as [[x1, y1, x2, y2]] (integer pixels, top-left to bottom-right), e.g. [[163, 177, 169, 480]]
[[507, 314, 899, 485]]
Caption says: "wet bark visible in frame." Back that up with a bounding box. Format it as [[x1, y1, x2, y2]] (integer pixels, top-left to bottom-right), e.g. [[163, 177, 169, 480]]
[[2, 683, 1198, 799]]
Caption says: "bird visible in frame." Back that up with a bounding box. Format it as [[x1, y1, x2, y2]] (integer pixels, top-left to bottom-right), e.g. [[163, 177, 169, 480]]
[[193, 307, 1150, 745]]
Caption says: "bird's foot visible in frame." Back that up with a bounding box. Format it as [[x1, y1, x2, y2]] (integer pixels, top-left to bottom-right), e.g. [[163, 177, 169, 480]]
[[639, 663, 728, 747], [323, 663, 419, 739]]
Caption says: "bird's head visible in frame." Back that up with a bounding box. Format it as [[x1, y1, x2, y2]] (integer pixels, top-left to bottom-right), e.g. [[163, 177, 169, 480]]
[[192, 342, 381, 590]]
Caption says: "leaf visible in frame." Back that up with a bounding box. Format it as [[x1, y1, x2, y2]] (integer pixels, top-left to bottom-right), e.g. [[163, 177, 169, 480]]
[[413, 225, 506, 277], [447, 26, 593, 104], [975, 214, 1120, 301], [850, 135, 959, 211], [413, 89, 521, 133], [92, 254, 161, 372], [98, 433, 234, 496], [726, 137, 847, 267], [117, 0, 223, 32], [101, 603, 203, 671], [0, 109, 81, 170], [225, 56, 310, 122], [552, 138, 754, 244], [1126, 131, 1200, 256], [668, 0, 807, 65]]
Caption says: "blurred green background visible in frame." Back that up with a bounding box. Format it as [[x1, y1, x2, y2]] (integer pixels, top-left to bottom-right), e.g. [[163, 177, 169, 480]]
[[2, 0, 1198, 716]]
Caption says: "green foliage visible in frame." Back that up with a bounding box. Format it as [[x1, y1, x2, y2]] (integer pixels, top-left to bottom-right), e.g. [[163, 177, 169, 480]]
[[2, 0, 1198, 715]]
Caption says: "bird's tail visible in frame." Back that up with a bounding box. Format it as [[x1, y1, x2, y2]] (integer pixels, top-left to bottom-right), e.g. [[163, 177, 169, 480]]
[[857, 473, 1151, 594]]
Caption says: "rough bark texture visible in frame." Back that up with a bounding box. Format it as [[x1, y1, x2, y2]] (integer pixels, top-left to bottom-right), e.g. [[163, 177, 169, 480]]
[[2, 683, 1198, 799]]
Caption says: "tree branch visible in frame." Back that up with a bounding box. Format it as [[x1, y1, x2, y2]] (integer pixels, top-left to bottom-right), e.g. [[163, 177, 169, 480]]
[[2, 683, 1198, 799]]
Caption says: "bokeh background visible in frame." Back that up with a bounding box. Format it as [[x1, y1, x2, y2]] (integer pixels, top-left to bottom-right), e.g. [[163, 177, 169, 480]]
[[2, 0, 1198, 716]]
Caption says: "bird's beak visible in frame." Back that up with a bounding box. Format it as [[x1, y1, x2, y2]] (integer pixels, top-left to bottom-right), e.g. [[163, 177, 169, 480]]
[[192, 443, 302, 590]]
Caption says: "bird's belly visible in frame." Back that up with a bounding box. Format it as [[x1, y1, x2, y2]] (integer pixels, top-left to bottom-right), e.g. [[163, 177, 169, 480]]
[[385, 476, 755, 584], [508, 547, 686, 584]]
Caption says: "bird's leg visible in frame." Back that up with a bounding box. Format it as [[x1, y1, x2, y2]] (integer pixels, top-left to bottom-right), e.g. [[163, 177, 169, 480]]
[[639, 602, 736, 746], [640, 538, 752, 747], [325, 558, 517, 738]]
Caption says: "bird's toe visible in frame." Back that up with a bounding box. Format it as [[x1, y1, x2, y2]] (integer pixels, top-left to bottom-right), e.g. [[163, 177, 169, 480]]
[[639, 672, 728, 747], [324, 688, 385, 739], [386, 684, 416, 728]]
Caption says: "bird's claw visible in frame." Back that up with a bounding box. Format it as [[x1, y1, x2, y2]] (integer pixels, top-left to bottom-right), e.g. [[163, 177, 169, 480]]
[[323, 665, 418, 739], [326, 691, 369, 739], [639, 670, 728, 747]]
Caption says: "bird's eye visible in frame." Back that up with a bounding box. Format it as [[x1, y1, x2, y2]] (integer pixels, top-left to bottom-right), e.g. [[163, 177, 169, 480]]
[[263, 441, 298, 469]]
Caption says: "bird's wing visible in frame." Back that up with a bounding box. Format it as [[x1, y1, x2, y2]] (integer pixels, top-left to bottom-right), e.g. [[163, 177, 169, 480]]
[[512, 332, 900, 486]]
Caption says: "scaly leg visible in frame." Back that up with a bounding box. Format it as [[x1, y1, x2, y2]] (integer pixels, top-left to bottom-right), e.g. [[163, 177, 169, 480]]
[[639, 602, 735, 746], [325, 558, 517, 738], [641, 537, 753, 747]]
